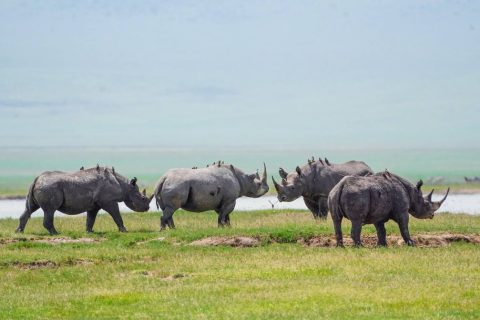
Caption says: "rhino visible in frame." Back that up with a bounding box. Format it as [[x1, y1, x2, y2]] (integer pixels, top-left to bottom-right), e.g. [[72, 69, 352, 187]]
[[328, 171, 449, 247], [153, 162, 269, 229], [272, 157, 373, 219], [16, 166, 153, 235]]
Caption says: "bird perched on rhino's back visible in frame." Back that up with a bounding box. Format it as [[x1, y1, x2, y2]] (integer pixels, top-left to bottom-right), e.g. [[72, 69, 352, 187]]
[[273, 157, 373, 219], [328, 171, 449, 247], [16, 166, 153, 235], [153, 162, 269, 230]]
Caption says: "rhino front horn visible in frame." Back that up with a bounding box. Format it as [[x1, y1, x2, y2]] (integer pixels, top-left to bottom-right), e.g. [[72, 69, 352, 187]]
[[438, 187, 450, 205], [272, 176, 281, 192]]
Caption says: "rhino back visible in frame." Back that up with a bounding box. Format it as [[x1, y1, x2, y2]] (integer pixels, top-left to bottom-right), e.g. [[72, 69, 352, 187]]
[[160, 167, 241, 211], [33, 170, 123, 214]]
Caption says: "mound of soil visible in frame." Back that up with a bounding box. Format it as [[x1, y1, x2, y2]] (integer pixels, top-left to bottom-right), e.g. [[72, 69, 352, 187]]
[[0, 237, 104, 245], [190, 236, 259, 247], [299, 233, 480, 248]]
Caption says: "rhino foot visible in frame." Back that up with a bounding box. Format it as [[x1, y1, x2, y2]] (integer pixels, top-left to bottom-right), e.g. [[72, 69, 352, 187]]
[[119, 227, 128, 233], [15, 228, 24, 233], [48, 230, 59, 236], [406, 239, 416, 247]]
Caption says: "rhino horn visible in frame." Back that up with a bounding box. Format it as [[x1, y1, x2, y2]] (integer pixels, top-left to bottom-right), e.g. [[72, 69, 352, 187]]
[[262, 162, 267, 183], [296, 166, 302, 176], [437, 187, 450, 205], [425, 189, 434, 202], [272, 176, 281, 192], [255, 169, 260, 179], [282, 178, 287, 185], [416, 180, 423, 190], [142, 188, 146, 196]]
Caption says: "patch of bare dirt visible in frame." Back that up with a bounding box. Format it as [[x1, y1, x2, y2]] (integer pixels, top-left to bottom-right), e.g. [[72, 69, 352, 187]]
[[190, 236, 260, 247], [299, 233, 480, 248], [10, 258, 95, 269], [0, 237, 104, 245], [136, 237, 165, 245]]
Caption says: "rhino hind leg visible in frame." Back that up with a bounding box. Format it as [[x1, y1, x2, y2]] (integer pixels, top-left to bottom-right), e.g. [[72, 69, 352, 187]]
[[374, 222, 387, 247], [160, 206, 176, 230], [102, 202, 127, 232], [16, 202, 40, 233], [42, 208, 59, 235], [86, 207, 100, 233], [350, 219, 363, 247], [332, 216, 344, 247]]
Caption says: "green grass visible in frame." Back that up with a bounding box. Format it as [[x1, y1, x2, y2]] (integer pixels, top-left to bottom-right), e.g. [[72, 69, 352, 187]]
[[0, 210, 479, 319]]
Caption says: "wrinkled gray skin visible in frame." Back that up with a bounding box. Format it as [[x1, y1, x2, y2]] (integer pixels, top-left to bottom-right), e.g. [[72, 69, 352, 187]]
[[16, 166, 153, 235], [328, 171, 450, 247], [273, 158, 373, 219], [154, 163, 269, 229]]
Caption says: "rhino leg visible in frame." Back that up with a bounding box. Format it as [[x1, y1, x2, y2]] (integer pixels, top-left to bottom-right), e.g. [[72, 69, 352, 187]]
[[102, 202, 127, 232], [350, 219, 363, 247], [303, 198, 320, 219], [216, 201, 235, 228], [86, 207, 100, 233], [397, 213, 415, 246], [160, 207, 176, 230], [332, 216, 344, 247], [374, 222, 387, 247], [318, 198, 329, 220], [42, 208, 59, 235], [16, 202, 40, 233]]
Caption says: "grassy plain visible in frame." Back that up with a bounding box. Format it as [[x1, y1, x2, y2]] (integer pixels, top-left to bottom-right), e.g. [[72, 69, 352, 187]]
[[0, 210, 479, 319]]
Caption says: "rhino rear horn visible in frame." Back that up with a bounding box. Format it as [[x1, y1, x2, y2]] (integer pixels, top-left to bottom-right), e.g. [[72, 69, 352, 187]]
[[425, 189, 434, 202], [262, 163, 267, 183], [142, 188, 146, 196], [416, 180, 423, 190], [296, 166, 302, 176]]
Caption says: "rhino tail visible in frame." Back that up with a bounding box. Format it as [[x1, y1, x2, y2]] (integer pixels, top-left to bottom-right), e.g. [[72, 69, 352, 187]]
[[26, 176, 39, 213], [328, 180, 346, 220], [153, 176, 166, 210]]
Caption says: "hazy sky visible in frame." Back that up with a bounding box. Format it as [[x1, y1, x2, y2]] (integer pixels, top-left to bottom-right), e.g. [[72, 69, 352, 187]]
[[0, 0, 479, 149]]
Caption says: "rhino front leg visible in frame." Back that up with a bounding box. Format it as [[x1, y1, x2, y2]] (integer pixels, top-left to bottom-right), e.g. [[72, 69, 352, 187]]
[[303, 198, 320, 220], [86, 207, 100, 233], [43, 208, 59, 235], [374, 221, 387, 247], [216, 202, 235, 228], [318, 198, 329, 220], [102, 202, 127, 232], [397, 213, 415, 246]]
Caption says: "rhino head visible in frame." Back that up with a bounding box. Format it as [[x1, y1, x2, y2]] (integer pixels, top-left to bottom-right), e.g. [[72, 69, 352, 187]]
[[410, 180, 450, 219], [272, 166, 304, 202], [241, 163, 269, 197], [124, 177, 154, 212]]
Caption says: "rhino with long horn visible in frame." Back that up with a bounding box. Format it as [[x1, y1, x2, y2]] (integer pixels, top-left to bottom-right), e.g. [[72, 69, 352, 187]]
[[273, 158, 373, 219], [154, 162, 269, 229], [328, 172, 450, 247]]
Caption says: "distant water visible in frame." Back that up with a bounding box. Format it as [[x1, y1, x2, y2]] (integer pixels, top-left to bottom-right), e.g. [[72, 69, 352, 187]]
[[1, 147, 480, 193], [0, 194, 478, 220]]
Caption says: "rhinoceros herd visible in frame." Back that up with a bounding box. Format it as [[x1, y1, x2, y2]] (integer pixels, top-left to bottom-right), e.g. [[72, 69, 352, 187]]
[[16, 158, 449, 247]]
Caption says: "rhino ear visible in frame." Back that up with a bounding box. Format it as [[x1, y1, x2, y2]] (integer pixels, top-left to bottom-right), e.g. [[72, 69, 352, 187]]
[[416, 180, 423, 190], [130, 177, 137, 185], [296, 166, 302, 176]]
